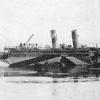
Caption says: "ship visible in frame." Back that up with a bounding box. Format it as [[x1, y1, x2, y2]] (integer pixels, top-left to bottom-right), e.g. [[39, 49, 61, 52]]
[[0, 29, 99, 68]]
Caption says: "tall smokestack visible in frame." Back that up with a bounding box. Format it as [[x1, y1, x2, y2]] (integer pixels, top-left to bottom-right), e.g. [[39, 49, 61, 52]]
[[72, 30, 79, 49], [50, 30, 57, 49]]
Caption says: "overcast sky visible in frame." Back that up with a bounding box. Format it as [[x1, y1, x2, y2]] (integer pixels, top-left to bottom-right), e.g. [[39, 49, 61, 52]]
[[0, 0, 100, 50]]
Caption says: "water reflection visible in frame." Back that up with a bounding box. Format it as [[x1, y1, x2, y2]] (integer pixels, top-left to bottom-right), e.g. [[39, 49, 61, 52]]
[[0, 66, 100, 100], [1, 76, 99, 84], [0, 76, 100, 100]]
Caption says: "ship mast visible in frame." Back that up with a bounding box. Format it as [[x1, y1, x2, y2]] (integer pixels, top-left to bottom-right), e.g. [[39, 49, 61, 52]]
[[25, 34, 34, 44]]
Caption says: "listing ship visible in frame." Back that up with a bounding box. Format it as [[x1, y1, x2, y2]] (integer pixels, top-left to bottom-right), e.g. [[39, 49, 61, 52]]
[[0, 29, 99, 68]]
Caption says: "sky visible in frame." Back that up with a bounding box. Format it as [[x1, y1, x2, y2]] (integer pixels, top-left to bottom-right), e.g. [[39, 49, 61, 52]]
[[0, 0, 100, 50]]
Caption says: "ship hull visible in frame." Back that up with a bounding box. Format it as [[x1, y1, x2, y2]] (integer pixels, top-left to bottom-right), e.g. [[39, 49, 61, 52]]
[[0, 48, 94, 67], [0, 56, 36, 67], [0, 54, 91, 67]]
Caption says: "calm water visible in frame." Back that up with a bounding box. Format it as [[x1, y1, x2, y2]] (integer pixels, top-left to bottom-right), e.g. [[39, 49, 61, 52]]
[[0, 66, 100, 100], [0, 76, 100, 100]]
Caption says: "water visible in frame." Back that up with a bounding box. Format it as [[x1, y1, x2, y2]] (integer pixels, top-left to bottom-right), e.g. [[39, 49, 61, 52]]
[[0, 76, 100, 100], [0, 65, 100, 100]]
